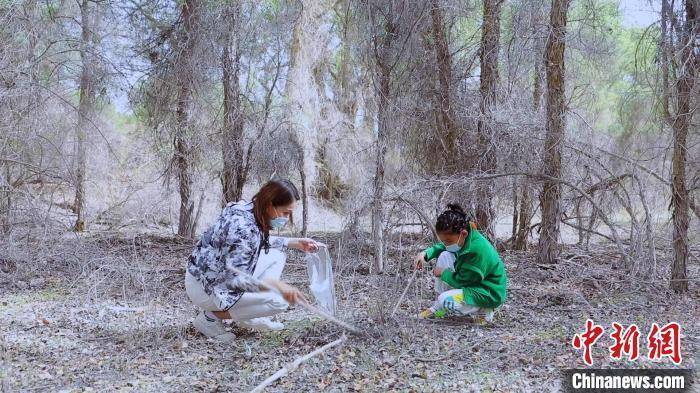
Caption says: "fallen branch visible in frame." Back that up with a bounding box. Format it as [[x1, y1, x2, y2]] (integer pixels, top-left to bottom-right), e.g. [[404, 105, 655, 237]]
[[250, 335, 347, 393]]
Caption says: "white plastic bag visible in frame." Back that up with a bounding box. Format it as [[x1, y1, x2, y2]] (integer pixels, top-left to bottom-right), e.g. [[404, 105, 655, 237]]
[[305, 244, 337, 315]]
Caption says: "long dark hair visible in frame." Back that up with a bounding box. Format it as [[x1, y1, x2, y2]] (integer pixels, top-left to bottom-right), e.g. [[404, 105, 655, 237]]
[[252, 179, 300, 252], [436, 203, 471, 234]]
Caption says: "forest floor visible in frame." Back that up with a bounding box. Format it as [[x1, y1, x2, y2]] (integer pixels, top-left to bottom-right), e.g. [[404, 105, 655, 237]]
[[1, 231, 699, 392]]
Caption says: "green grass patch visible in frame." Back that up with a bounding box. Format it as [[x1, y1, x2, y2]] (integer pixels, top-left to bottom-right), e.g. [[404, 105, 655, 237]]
[[0, 288, 67, 312]]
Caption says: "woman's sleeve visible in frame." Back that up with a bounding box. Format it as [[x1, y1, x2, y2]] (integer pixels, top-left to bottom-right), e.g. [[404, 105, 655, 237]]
[[219, 215, 266, 294], [269, 236, 289, 250]]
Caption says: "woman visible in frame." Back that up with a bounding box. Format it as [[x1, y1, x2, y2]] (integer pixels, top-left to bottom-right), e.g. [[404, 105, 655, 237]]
[[413, 204, 506, 322], [185, 179, 319, 341]]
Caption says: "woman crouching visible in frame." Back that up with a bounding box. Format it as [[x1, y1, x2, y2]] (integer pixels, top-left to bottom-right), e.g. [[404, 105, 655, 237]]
[[185, 179, 319, 342]]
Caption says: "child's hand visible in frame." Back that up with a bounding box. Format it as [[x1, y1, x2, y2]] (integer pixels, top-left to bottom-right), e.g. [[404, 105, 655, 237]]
[[433, 267, 445, 277], [413, 251, 426, 270]]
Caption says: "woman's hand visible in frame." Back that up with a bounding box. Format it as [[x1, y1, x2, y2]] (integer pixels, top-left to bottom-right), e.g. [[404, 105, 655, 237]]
[[289, 238, 321, 253], [413, 251, 426, 270], [433, 267, 445, 277], [273, 280, 307, 305]]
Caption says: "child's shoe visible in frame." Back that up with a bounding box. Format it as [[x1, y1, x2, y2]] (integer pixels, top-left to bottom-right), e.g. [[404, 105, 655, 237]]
[[473, 308, 495, 325]]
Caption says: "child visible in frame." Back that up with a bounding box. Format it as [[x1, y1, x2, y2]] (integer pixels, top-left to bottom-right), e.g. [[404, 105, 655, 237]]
[[413, 204, 507, 322]]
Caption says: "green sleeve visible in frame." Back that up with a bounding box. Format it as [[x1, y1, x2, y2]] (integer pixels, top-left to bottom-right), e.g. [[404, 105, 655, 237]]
[[423, 242, 446, 261], [440, 264, 483, 288]]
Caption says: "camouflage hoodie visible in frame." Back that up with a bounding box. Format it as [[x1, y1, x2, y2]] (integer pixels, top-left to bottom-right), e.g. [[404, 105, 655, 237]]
[[186, 200, 288, 310]]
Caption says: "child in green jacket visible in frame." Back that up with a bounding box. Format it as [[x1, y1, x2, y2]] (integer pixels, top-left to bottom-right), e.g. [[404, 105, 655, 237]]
[[413, 204, 507, 322]]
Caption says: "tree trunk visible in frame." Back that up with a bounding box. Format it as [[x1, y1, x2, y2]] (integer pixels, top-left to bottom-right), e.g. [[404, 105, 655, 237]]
[[514, 184, 533, 250], [0, 164, 10, 234], [221, 2, 245, 205], [337, 1, 358, 122], [299, 163, 309, 236], [370, 14, 397, 274], [660, 0, 672, 122], [670, 0, 697, 293], [538, 0, 570, 264], [430, 0, 457, 157], [514, 13, 542, 251], [511, 179, 518, 238], [475, 0, 502, 240], [286, 0, 331, 234], [532, 11, 544, 113], [175, 0, 199, 238], [372, 66, 390, 274], [74, 0, 98, 232]]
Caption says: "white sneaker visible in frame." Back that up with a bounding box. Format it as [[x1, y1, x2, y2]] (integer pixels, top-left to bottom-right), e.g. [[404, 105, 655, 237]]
[[192, 312, 236, 342], [237, 317, 284, 331]]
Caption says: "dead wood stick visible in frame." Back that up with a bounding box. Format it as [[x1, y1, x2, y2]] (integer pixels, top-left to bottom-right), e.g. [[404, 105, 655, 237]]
[[228, 266, 360, 335], [250, 335, 347, 393], [391, 269, 418, 317]]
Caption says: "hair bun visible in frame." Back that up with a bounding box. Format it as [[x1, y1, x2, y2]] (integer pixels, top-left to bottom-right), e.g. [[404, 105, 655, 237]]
[[446, 203, 465, 214]]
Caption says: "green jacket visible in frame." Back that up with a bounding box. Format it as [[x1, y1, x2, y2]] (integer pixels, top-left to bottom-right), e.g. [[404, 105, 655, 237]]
[[423, 229, 507, 308]]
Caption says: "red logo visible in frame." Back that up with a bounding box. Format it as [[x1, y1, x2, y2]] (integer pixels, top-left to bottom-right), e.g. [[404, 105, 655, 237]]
[[609, 322, 640, 361], [572, 319, 605, 366], [572, 320, 682, 365], [647, 322, 682, 364]]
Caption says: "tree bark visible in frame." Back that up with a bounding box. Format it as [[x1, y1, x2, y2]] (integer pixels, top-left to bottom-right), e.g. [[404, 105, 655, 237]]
[[538, 0, 570, 264], [430, 0, 457, 157], [175, 0, 199, 238], [221, 2, 245, 205], [660, 0, 672, 122], [670, 0, 697, 293], [0, 164, 10, 234], [511, 178, 518, 238], [372, 66, 390, 274], [514, 184, 533, 250], [74, 0, 98, 232], [475, 0, 502, 240], [370, 15, 396, 274]]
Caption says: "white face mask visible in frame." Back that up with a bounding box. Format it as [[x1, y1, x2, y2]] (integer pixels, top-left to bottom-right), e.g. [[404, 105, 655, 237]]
[[270, 208, 288, 230], [442, 232, 465, 253]]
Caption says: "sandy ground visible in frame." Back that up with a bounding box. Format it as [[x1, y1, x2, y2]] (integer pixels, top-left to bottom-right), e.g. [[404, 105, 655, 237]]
[[1, 232, 698, 392]]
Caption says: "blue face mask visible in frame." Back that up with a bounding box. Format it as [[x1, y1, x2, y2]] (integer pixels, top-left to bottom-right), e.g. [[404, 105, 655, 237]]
[[270, 208, 288, 230], [442, 233, 465, 253]]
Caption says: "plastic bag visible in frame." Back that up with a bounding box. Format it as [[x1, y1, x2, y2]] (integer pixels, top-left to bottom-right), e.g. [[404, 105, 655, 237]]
[[305, 244, 337, 315]]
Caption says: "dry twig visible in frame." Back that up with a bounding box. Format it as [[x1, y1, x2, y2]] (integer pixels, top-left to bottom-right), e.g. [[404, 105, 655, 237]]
[[250, 335, 347, 393], [391, 269, 418, 317]]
